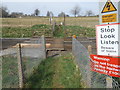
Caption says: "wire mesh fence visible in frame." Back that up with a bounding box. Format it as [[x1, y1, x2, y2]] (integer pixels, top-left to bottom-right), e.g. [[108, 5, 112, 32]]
[[2, 50, 19, 88], [1, 36, 46, 88], [72, 37, 120, 88], [21, 36, 46, 83]]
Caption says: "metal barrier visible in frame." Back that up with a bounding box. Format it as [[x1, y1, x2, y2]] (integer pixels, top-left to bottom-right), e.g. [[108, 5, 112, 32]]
[[72, 37, 120, 88]]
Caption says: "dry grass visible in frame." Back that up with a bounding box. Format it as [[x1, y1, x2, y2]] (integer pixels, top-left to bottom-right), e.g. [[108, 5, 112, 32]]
[[54, 17, 99, 28], [2, 17, 49, 27], [2, 17, 99, 28]]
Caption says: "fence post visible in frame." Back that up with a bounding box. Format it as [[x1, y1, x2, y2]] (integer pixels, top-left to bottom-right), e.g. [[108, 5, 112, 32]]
[[87, 45, 92, 88], [106, 76, 113, 88], [17, 43, 24, 88], [52, 22, 56, 37], [88, 45, 92, 54], [41, 35, 46, 59], [0, 58, 2, 90], [72, 36, 76, 56], [49, 16, 53, 25], [63, 14, 66, 26]]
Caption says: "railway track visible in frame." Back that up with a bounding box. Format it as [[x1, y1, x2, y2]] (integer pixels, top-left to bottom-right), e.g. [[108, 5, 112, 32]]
[[1, 37, 97, 55], [45, 37, 96, 54]]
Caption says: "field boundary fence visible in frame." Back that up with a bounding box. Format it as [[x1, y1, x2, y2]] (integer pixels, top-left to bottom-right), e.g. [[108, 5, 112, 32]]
[[72, 37, 120, 88], [1, 35, 46, 88]]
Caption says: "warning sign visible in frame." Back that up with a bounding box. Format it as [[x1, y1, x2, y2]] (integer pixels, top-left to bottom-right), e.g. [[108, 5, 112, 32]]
[[102, 13, 117, 23], [101, 0, 117, 13], [96, 23, 120, 56], [90, 54, 120, 77]]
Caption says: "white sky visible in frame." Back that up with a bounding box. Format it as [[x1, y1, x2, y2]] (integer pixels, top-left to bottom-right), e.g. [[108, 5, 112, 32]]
[[3, 0, 99, 2], [2, 2, 99, 16], [2, 0, 120, 2], [1, 0, 119, 16], [2, 0, 101, 16]]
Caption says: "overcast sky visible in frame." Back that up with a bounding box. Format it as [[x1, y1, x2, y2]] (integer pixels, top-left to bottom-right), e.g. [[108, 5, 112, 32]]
[[3, 0, 99, 2], [2, 0, 100, 16]]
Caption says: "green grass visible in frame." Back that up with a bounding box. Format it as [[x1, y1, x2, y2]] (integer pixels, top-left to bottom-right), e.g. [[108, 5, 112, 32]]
[[2, 24, 95, 38], [25, 53, 83, 88], [2, 27, 32, 38], [31, 24, 52, 37], [53, 25, 65, 38], [52, 25, 95, 37], [2, 55, 43, 88], [22, 57, 43, 79], [64, 25, 95, 37], [2, 55, 19, 88], [2, 24, 52, 38]]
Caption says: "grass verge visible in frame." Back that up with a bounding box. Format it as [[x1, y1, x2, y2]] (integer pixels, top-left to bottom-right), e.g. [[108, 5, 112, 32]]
[[25, 53, 83, 88]]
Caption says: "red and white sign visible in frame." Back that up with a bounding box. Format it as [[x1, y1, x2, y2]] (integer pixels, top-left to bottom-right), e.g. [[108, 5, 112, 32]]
[[90, 54, 120, 77], [96, 23, 120, 56]]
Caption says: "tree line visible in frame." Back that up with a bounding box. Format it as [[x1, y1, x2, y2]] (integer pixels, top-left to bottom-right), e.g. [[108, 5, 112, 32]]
[[0, 5, 97, 18]]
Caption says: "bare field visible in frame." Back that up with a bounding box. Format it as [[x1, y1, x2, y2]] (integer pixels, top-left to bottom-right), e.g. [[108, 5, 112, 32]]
[[2, 17, 99, 28]]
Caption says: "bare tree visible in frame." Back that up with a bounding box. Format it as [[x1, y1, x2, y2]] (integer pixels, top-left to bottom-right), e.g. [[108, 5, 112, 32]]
[[71, 5, 81, 17], [46, 11, 50, 17], [49, 11, 54, 17], [46, 11, 53, 17], [34, 9, 40, 16], [58, 12, 65, 17], [85, 10, 94, 16], [0, 6, 9, 17]]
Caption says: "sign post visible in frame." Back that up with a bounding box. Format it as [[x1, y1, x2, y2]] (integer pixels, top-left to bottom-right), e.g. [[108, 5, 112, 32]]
[[90, 0, 120, 88]]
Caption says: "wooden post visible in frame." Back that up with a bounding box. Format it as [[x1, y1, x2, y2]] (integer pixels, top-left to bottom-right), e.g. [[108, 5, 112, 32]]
[[106, 55, 112, 88], [106, 76, 112, 88], [52, 22, 56, 37], [17, 43, 24, 88], [41, 35, 46, 59], [88, 45, 92, 54], [106, 67, 113, 88], [63, 14, 66, 37], [87, 45, 92, 88], [52, 23, 55, 37], [63, 14, 66, 26], [0, 58, 2, 90], [49, 16, 52, 25]]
